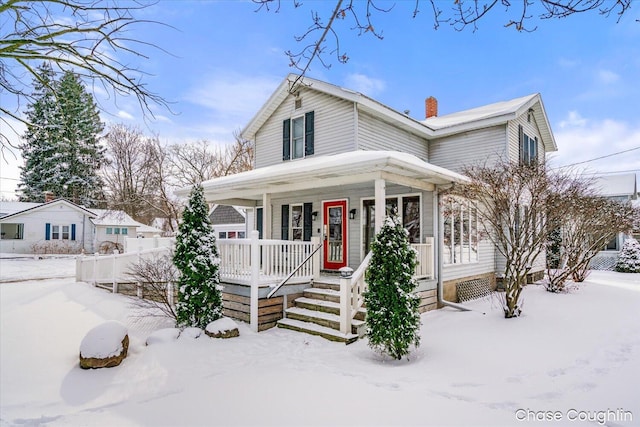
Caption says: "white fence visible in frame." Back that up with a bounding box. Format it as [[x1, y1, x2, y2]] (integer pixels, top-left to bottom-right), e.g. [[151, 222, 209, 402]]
[[76, 247, 172, 290], [124, 236, 175, 253]]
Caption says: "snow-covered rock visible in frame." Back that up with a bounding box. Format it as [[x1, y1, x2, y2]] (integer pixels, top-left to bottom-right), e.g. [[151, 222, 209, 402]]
[[145, 328, 181, 346], [179, 327, 203, 339], [79, 321, 129, 369], [204, 317, 239, 339]]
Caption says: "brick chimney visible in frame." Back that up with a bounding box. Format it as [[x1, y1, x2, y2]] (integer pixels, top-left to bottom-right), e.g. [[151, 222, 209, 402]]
[[425, 96, 438, 119], [44, 191, 54, 203]]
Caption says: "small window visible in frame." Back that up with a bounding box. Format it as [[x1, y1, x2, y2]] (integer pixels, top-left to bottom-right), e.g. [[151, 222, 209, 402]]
[[238, 231, 246, 239], [52, 225, 60, 240], [114, 228, 120, 235], [106, 227, 113, 235], [62, 225, 70, 240], [518, 125, 538, 165], [219, 231, 227, 239], [121, 228, 128, 235], [290, 204, 303, 241]]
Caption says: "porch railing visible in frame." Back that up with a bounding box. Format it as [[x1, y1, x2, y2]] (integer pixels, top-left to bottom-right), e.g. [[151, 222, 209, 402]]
[[413, 237, 435, 280]]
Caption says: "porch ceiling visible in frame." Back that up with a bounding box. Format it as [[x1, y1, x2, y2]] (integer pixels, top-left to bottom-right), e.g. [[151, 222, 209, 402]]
[[177, 151, 469, 205]]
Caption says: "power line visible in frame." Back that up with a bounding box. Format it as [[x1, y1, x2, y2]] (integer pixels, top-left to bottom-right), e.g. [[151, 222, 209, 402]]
[[555, 145, 640, 168]]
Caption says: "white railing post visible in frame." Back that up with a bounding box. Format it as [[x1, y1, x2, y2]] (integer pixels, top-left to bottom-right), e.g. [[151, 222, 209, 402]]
[[112, 249, 119, 293], [92, 252, 98, 286], [339, 267, 353, 335], [75, 255, 82, 282], [167, 282, 174, 306], [311, 236, 321, 280], [250, 230, 260, 332]]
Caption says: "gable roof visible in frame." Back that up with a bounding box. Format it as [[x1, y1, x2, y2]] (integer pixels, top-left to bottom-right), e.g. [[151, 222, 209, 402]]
[[0, 201, 41, 218], [423, 94, 557, 152], [0, 198, 96, 222], [90, 209, 142, 227], [209, 205, 246, 225], [242, 74, 557, 152]]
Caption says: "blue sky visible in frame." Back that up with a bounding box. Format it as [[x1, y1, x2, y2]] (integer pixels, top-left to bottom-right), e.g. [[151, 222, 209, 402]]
[[1, 0, 639, 198]]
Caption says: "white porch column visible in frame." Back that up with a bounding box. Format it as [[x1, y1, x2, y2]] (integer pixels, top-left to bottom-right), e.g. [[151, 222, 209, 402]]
[[262, 193, 272, 239], [374, 178, 386, 233], [250, 230, 260, 332]]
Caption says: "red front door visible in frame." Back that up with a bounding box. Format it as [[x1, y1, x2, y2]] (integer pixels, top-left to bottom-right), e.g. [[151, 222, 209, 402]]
[[323, 200, 347, 270]]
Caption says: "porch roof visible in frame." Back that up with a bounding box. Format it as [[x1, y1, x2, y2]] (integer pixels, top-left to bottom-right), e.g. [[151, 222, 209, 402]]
[[177, 151, 469, 205]]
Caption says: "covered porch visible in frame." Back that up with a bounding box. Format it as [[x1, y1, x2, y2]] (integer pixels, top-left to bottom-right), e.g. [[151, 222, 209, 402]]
[[177, 151, 468, 334]]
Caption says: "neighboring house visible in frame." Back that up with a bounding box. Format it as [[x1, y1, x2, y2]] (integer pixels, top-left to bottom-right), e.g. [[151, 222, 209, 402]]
[[135, 223, 165, 238], [0, 198, 153, 254], [174, 74, 558, 339], [209, 204, 247, 239], [590, 173, 638, 269]]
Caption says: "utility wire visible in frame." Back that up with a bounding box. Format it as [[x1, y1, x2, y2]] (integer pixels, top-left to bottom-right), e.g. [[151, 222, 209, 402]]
[[555, 145, 640, 168]]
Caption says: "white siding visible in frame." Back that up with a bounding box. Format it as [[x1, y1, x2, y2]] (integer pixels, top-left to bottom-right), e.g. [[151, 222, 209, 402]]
[[257, 184, 434, 270], [429, 125, 507, 173], [507, 115, 546, 162], [357, 112, 429, 161], [442, 238, 496, 282], [254, 89, 356, 168]]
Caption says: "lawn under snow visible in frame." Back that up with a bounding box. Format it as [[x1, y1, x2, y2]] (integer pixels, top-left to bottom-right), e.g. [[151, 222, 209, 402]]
[[1, 256, 639, 427]]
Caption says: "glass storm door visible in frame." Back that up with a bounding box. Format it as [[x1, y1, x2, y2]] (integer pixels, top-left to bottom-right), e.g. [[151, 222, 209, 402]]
[[323, 200, 347, 270]]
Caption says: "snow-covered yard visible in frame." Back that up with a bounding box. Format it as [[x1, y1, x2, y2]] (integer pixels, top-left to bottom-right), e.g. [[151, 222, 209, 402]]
[[1, 256, 639, 426]]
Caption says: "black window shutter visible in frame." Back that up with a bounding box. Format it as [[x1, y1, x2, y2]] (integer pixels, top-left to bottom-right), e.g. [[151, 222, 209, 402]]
[[305, 111, 314, 156], [518, 124, 524, 165], [303, 203, 313, 241], [281, 204, 289, 240], [71, 224, 76, 240], [283, 119, 291, 161], [256, 208, 263, 239], [532, 136, 538, 163], [45, 223, 51, 240]]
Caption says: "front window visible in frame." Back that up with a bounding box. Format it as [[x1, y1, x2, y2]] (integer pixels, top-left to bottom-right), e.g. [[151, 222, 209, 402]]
[[114, 228, 120, 235], [290, 204, 303, 241], [443, 197, 479, 265], [52, 225, 60, 240], [1, 223, 24, 240], [219, 231, 227, 239], [106, 227, 113, 235], [62, 225, 70, 240], [121, 228, 128, 235], [363, 194, 421, 254]]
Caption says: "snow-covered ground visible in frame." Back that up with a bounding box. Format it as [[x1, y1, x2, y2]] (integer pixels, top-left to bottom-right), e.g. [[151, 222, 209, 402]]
[[1, 256, 639, 426]]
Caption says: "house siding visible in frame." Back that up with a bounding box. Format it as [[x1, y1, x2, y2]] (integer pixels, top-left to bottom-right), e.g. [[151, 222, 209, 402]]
[[429, 125, 507, 173], [357, 111, 429, 161], [255, 90, 356, 168], [255, 184, 435, 270], [507, 115, 545, 163]]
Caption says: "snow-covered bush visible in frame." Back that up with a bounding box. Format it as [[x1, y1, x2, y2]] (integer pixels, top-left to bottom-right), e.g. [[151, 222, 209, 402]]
[[363, 215, 420, 360], [173, 184, 223, 329], [614, 238, 640, 273]]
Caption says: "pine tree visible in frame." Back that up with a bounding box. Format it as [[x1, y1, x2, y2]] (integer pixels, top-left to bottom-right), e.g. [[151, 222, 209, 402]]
[[614, 238, 640, 273], [173, 184, 223, 328], [363, 214, 421, 360], [19, 64, 106, 206]]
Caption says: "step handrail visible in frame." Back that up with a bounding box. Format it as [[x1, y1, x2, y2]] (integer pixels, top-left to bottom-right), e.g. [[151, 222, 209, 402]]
[[267, 241, 323, 298]]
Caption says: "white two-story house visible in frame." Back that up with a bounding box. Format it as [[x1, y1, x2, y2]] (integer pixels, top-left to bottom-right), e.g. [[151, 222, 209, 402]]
[[177, 74, 557, 341]]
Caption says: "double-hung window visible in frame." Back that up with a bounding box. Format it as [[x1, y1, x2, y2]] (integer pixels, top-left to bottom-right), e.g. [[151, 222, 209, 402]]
[[281, 203, 313, 241], [443, 197, 479, 265], [518, 124, 538, 165], [46, 223, 76, 241], [283, 111, 314, 160]]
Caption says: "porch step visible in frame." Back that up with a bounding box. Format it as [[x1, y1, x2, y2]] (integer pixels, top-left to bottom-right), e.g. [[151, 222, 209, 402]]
[[285, 306, 365, 336], [277, 318, 359, 344], [303, 287, 340, 303], [311, 280, 340, 291]]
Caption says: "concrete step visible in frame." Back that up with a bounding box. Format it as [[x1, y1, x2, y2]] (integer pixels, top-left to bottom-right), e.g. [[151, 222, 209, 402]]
[[303, 287, 340, 303], [277, 318, 358, 344], [311, 280, 340, 291], [285, 306, 364, 336], [292, 297, 367, 322]]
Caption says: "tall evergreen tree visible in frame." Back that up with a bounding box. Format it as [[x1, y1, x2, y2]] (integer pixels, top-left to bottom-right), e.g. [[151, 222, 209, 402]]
[[19, 64, 106, 206], [173, 184, 223, 328], [364, 214, 421, 360]]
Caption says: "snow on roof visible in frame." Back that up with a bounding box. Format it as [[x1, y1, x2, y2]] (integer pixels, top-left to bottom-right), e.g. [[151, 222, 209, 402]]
[[592, 173, 638, 197], [90, 209, 141, 227], [177, 150, 469, 201], [0, 201, 41, 217], [423, 94, 537, 129]]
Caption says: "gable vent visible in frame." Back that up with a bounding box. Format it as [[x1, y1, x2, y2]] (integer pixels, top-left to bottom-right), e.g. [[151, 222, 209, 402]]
[[294, 98, 302, 110]]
